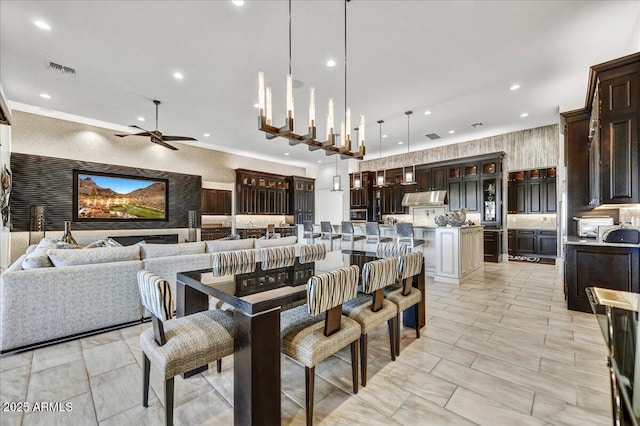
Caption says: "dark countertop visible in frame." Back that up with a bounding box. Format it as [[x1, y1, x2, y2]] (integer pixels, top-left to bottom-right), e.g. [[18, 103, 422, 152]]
[[565, 236, 640, 249]]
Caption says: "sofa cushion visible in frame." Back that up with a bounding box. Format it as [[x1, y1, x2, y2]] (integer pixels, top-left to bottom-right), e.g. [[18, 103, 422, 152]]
[[48, 245, 141, 267], [205, 238, 254, 253], [139, 242, 206, 259], [254, 235, 298, 249], [21, 238, 57, 270], [85, 238, 124, 249]]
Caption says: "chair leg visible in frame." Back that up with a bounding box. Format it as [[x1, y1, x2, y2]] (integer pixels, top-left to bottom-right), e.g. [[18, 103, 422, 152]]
[[395, 312, 401, 356], [350, 340, 359, 394], [165, 377, 174, 426], [415, 304, 421, 339], [305, 366, 315, 426], [216, 359, 222, 373], [360, 334, 368, 387], [142, 353, 150, 408], [387, 317, 396, 361]]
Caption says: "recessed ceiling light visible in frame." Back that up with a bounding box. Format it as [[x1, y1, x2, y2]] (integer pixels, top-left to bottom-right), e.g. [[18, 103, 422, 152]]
[[284, 152, 290, 156], [204, 133, 210, 137], [317, 160, 322, 163], [424, 110, 432, 115], [398, 141, 404, 145], [137, 116, 145, 122], [173, 72, 184, 80], [34, 20, 51, 31], [510, 83, 521, 91], [253, 103, 260, 108], [448, 130, 455, 134], [232, 0, 245, 6], [382, 134, 388, 138], [39, 93, 51, 99], [326, 59, 336, 67], [520, 112, 529, 118]]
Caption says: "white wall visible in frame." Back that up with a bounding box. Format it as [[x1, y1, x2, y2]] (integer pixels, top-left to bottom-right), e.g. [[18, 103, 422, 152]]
[[310, 159, 350, 225]]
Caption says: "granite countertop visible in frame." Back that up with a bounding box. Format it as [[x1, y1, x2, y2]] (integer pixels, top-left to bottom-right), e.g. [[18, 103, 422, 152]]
[[565, 236, 640, 249], [483, 228, 504, 232]]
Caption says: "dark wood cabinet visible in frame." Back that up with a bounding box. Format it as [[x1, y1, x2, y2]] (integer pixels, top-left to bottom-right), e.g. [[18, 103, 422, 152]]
[[538, 231, 558, 256], [566, 243, 640, 312], [507, 229, 516, 256], [507, 169, 556, 214], [483, 231, 502, 263], [516, 230, 537, 255], [510, 229, 557, 258], [417, 166, 446, 191], [201, 227, 231, 240], [236, 170, 311, 219], [202, 189, 232, 215], [445, 162, 480, 212], [289, 176, 315, 225]]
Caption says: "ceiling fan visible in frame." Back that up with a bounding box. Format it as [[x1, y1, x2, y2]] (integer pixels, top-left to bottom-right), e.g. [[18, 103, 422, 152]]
[[115, 99, 196, 150]]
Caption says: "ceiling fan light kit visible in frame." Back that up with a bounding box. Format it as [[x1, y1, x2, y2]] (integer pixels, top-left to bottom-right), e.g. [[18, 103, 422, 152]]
[[257, 0, 365, 160], [114, 99, 197, 150]]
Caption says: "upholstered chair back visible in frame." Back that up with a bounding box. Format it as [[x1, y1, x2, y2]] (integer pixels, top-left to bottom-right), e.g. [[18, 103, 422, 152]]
[[211, 249, 255, 269], [211, 262, 256, 277], [361, 257, 398, 294], [376, 242, 408, 258], [137, 270, 173, 322], [299, 243, 327, 263], [398, 252, 423, 280], [307, 265, 359, 316], [261, 245, 296, 263]]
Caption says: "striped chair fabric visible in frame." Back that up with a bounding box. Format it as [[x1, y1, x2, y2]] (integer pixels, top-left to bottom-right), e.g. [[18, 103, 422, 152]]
[[211, 261, 256, 277], [211, 249, 255, 269], [299, 243, 327, 263], [307, 265, 360, 316], [361, 257, 399, 294], [398, 252, 423, 279], [137, 270, 173, 321], [260, 245, 296, 263], [376, 242, 408, 258], [261, 256, 296, 270]]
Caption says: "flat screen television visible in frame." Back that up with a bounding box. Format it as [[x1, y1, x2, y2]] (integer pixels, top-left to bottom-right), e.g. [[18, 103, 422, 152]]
[[73, 170, 168, 221]]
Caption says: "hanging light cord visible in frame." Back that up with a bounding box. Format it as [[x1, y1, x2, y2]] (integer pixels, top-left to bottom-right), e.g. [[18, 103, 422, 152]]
[[377, 120, 384, 159], [344, 0, 348, 118], [288, 0, 292, 75]]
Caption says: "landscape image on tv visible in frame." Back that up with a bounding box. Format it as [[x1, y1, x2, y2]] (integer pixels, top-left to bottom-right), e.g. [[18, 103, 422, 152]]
[[76, 172, 167, 220]]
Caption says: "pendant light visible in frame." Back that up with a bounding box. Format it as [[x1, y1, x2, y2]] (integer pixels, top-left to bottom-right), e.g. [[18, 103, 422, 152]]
[[402, 110, 415, 185], [375, 120, 386, 187], [353, 127, 363, 188], [331, 155, 343, 191]]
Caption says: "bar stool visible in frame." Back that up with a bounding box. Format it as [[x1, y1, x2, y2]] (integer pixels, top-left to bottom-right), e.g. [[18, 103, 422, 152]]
[[303, 221, 321, 244], [341, 221, 366, 249], [365, 222, 393, 244], [396, 223, 424, 249], [320, 221, 341, 250]]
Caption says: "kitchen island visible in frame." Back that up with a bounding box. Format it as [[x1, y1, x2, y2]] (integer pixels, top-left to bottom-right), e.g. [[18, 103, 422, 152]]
[[565, 237, 640, 312], [434, 225, 484, 284]]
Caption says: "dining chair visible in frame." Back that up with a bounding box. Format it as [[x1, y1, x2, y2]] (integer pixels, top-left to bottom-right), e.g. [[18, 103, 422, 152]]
[[365, 222, 393, 244], [299, 243, 327, 263], [260, 245, 296, 263], [341, 221, 366, 249], [341, 257, 398, 386], [137, 270, 234, 426], [211, 248, 256, 269], [386, 252, 423, 356], [396, 223, 425, 248], [320, 221, 341, 250], [375, 242, 408, 258], [280, 265, 362, 426], [303, 221, 321, 244]]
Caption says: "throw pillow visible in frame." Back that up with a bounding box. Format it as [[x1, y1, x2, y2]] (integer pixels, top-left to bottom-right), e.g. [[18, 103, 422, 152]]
[[84, 239, 107, 249], [21, 238, 57, 269], [47, 245, 141, 267]]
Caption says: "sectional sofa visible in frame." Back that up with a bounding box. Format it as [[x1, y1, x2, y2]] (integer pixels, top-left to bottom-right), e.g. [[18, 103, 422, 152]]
[[0, 236, 298, 353]]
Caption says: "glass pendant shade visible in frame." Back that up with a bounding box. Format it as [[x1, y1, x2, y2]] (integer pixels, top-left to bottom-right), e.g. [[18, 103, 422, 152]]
[[353, 173, 362, 189], [332, 175, 342, 191]]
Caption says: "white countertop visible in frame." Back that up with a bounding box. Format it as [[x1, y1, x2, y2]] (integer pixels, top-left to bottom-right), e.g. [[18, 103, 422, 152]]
[[565, 236, 640, 249]]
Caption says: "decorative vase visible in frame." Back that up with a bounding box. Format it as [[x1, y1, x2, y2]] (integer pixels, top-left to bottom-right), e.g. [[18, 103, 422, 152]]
[[60, 221, 78, 246]]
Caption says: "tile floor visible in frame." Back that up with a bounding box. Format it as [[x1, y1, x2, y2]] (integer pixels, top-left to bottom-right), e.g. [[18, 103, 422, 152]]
[[0, 260, 612, 425]]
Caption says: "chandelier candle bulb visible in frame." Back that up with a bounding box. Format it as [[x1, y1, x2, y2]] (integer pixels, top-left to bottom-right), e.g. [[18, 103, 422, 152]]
[[309, 87, 315, 128], [345, 108, 351, 146], [359, 115, 365, 147], [340, 121, 346, 148], [286, 74, 294, 120], [266, 86, 273, 125], [326, 98, 335, 140], [258, 72, 266, 116]]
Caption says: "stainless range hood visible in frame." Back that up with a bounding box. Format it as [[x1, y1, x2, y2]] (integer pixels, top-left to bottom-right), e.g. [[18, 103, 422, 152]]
[[401, 191, 447, 206]]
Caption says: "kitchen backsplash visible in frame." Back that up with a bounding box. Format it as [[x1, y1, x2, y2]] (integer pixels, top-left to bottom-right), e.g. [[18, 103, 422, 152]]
[[507, 214, 557, 230], [201, 215, 232, 226], [619, 206, 640, 225], [235, 215, 294, 228]]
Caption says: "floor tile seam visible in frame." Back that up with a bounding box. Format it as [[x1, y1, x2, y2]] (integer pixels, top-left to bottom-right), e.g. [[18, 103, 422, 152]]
[[485, 334, 577, 362], [454, 339, 541, 373], [80, 350, 100, 425], [446, 384, 536, 419]]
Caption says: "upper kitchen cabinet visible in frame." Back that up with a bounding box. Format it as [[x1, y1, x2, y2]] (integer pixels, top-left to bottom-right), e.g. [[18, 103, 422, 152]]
[[416, 166, 446, 191], [447, 162, 479, 212], [289, 176, 315, 224], [235, 169, 300, 216], [507, 168, 556, 214], [202, 189, 232, 215], [563, 52, 640, 211]]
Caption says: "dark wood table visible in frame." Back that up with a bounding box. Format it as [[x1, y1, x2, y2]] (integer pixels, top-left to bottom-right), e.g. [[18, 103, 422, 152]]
[[176, 250, 425, 425]]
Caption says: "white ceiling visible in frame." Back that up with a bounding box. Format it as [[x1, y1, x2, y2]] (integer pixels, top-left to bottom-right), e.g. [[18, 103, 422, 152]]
[[1, 1, 639, 168]]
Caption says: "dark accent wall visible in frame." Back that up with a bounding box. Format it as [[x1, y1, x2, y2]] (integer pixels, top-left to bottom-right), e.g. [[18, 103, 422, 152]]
[[10, 153, 201, 232]]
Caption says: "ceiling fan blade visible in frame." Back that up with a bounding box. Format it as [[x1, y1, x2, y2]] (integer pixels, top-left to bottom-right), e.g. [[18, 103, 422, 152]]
[[150, 135, 179, 150], [115, 131, 152, 138], [161, 135, 198, 141], [129, 124, 148, 131]]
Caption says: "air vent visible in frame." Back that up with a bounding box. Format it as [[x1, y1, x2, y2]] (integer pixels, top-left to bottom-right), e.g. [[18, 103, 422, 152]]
[[425, 133, 441, 140], [48, 62, 76, 75], [471, 122, 484, 128]]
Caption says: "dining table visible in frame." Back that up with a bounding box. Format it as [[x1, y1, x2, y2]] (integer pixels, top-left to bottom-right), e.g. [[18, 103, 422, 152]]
[[176, 249, 425, 425]]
